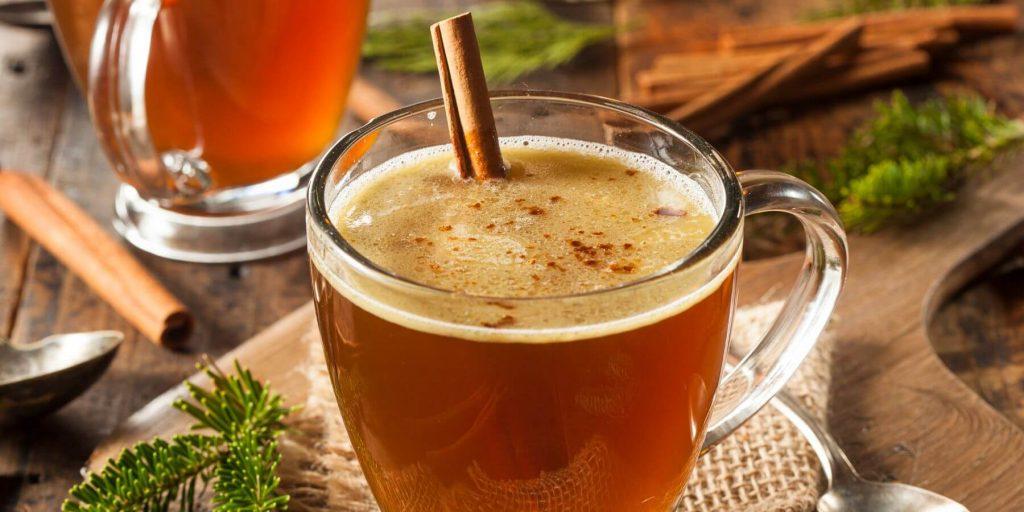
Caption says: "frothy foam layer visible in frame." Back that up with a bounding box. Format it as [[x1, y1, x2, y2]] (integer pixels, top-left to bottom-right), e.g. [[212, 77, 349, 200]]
[[314, 136, 737, 342]]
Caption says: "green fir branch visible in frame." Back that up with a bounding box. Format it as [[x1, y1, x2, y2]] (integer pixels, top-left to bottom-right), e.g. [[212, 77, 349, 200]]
[[213, 431, 288, 512], [788, 91, 1024, 232], [63, 361, 293, 512], [363, 1, 614, 84], [63, 434, 221, 512], [176, 361, 291, 442]]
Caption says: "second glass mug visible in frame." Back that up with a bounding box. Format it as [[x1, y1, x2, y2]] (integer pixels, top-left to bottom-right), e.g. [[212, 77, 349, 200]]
[[308, 92, 847, 511], [47, 0, 369, 262]]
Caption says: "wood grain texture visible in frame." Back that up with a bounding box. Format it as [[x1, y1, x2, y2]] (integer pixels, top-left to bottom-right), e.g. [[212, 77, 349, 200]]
[[931, 242, 1024, 429], [0, 19, 69, 499]]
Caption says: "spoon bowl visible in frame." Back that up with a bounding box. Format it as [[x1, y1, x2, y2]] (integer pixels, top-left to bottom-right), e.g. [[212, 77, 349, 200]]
[[773, 392, 969, 512], [818, 478, 969, 512], [0, 331, 124, 424]]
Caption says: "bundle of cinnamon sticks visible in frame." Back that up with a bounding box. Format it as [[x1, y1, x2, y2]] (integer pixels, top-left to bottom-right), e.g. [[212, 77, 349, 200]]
[[621, 4, 1020, 136]]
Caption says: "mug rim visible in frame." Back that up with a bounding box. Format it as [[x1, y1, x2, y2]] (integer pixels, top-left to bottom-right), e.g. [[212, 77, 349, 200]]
[[307, 90, 743, 302]]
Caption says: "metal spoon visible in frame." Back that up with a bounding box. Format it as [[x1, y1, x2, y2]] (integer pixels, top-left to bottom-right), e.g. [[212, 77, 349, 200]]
[[0, 0, 51, 28], [773, 392, 968, 512], [0, 331, 123, 424]]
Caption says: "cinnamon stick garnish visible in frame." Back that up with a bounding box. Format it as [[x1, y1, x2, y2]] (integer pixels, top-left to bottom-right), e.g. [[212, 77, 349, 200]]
[[0, 170, 192, 347], [431, 13, 506, 180]]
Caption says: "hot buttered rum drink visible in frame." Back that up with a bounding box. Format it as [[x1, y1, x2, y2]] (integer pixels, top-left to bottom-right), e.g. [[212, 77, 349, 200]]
[[310, 137, 736, 511]]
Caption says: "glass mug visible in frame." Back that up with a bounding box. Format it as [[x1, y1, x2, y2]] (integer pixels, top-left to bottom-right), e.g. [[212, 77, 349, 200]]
[[307, 92, 847, 511], [47, 0, 369, 262]]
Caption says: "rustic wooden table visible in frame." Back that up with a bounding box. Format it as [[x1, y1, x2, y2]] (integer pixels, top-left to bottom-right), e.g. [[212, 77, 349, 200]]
[[1, 0, 1022, 509]]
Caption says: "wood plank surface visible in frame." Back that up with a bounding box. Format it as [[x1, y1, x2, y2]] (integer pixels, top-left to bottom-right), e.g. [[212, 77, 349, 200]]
[[3, 0, 1024, 510], [0, 0, 616, 509], [932, 241, 1024, 430]]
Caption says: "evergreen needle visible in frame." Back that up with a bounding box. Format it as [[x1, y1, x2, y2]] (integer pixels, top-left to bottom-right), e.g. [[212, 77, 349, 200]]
[[787, 90, 1024, 232], [62, 361, 294, 512], [363, 1, 614, 84]]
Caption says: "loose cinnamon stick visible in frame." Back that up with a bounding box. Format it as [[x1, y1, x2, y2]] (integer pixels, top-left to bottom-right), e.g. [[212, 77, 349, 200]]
[[666, 51, 787, 122], [630, 84, 718, 111], [640, 50, 790, 89], [651, 47, 797, 72], [0, 170, 192, 347], [637, 72, 730, 96], [431, 13, 506, 180], [777, 50, 930, 103], [948, 3, 1019, 32], [682, 18, 864, 130], [712, 4, 1016, 51], [348, 77, 403, 122]]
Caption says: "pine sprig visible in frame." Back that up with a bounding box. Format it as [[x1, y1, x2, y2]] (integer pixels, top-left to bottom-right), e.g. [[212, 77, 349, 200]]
[[213, 431, 288, 512], [363, 1, 614, 84], [63, 362, 293, 512], [63, 434, 221, 512], [176, 361, 290, 442], [789, 91, 1024, 232]]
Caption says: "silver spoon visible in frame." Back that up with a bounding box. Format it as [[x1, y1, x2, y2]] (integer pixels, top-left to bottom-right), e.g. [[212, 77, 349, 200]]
[[0, 0, 51, 28], [0, 331, 123, 424], [773, 392, 969, 512]]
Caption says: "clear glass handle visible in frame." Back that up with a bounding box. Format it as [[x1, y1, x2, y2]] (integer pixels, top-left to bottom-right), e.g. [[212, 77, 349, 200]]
[[701, 170, 848, 450], [88, 0, 211, 202]]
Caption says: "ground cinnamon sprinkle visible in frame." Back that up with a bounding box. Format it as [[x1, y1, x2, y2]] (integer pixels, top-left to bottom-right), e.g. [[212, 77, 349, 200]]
[[527, 206, 545, 215], [439, 225, 453, 231], [486, 223, 496, 230], [482, 315, 516, 328], [549, 195, 562, 202], [609, 262, 637, 274], [655, 206, 688, 217], [546, 261, 566, 271], [486, 301, 516, 310], [625, 169, 637, 176]]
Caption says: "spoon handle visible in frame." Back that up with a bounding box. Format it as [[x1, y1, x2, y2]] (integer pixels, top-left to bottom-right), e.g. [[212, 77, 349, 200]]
[[773, 391, 862, 485]]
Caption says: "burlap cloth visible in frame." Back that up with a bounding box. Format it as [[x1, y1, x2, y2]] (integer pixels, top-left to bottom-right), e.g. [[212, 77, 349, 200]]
[[277, 301, 832, 511]]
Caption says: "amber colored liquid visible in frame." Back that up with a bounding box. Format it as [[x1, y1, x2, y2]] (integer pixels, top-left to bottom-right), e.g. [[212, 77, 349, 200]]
[[311, 267, 735, 511], [48, 0, 367, 189], [47, 0, 101, 87]]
